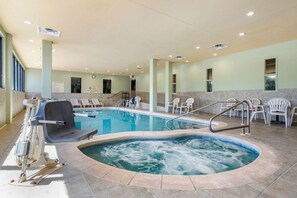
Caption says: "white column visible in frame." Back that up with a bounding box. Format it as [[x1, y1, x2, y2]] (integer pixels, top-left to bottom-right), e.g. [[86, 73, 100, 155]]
[[5, 33, 12, 124], [149, 58, 157, 112], [41, 40, 52, 98], [165, 61, 172, 112]]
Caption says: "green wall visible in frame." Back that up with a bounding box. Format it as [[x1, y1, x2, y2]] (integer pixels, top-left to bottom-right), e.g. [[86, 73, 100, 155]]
[[135, 39, 297, 92], [26, 69, 131, 93]]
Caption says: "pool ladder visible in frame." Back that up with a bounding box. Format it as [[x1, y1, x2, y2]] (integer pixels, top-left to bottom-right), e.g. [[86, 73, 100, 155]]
[[165, 100, 251, 135]]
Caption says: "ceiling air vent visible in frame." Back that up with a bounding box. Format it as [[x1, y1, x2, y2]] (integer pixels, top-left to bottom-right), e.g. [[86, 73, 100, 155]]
[[37, 26, 61, 37], [209, 43, 228, 51], [175, 55, 185, 60]]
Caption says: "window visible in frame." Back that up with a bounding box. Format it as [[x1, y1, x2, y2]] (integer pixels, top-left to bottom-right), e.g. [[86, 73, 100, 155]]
[[12, 54, 25, 92], [172, 74, 176, 93], [103, 79, 111, 94], [71, 77, 81, 93], [0, 36, 2, 88], [264, 58, 277, 91], [206, 68, 213, 92]]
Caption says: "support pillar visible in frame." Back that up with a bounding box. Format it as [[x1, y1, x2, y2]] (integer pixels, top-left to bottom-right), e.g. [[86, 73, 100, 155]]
[[41, 40, 52, 99], [5, 33, 12, 124], [149, 58, 157, 112], [164, 61, 172, 112]]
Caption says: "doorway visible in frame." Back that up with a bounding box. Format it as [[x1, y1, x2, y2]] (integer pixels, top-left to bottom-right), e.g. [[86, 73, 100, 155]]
[[131, 79, 136, 98]]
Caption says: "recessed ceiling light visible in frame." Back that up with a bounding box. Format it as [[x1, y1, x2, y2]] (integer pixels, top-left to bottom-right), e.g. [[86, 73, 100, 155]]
[[169, 55, 173, 58], [185, 60, 189, 63], [137, 65, 141, 69], [24, 21, 32, 25], [239, 32, 246, 36], [29, 39, 34, 43], [213, 53, 217, 56], [125, 68, 129, 71], [246, 11, 254, 16], [196, 46, 200, 49]]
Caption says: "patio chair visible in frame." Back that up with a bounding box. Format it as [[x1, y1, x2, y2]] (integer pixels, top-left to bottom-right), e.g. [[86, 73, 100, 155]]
[[70, 98, 81, 108], [249, 98, 267, 124], [177, 98, 194, 114], [290, 106, 297, 126], [168, 98, 180, 113], [127, 96, 141, 108], [41, 100, 97, 143], [91, 98, 104, 107], [220, 98, 237, 117], [81, 99, 93, 108], [267, 98, 291, 128]]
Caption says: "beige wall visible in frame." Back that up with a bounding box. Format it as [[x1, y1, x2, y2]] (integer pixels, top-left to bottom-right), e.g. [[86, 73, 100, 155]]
[[12, 91, 25, 117]]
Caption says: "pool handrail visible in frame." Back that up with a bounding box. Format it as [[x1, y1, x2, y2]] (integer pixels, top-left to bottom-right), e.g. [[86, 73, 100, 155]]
[[165, 100, 251, 135], [208, 100, 250, 135]]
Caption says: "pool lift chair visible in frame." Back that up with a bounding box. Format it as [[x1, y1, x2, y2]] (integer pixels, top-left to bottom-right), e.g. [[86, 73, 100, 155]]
[[12, 99, 97, 185]]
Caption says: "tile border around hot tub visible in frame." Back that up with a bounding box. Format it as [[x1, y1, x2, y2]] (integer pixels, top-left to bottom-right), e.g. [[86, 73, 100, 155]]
[[58, 130, 282, 191]]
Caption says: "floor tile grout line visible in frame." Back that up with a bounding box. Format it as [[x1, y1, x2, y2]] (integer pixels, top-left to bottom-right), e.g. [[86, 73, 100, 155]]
[[255, 159, 297, 197], [81, 170, 96, 198]]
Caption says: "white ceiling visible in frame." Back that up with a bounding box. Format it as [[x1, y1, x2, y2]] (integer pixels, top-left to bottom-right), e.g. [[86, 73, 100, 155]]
[[0, 0, 297, 76]]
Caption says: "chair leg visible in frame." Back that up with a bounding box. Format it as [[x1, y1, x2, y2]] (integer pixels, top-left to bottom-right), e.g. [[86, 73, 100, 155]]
[[262, 112, 267, 124], [285, 115, 288, 128], [250, 112, 255, 122]]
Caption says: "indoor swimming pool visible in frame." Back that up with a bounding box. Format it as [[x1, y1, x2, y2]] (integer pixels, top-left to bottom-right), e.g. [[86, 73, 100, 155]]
[[74, 109, 207, 135]]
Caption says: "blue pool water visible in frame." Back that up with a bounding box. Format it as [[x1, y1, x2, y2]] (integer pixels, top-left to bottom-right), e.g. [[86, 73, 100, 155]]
[[74, 109, 207, 135], [80, 135, 259, 175]]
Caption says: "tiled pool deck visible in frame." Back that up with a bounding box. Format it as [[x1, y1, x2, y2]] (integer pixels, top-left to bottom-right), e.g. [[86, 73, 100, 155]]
[[1, 110, 297, 198]]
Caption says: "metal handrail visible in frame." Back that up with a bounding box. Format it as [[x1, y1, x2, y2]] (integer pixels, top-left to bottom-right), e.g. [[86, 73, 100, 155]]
[[209, 100, 250, 135], [165, 100, 232, 130], [165, 100, 251, 135], [108, 91, 128, 99]]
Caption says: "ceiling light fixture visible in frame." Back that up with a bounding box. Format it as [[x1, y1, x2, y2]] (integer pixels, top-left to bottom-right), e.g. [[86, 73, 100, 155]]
[[185, 60, 189, 63], [213, 53, 217, 56], [246, 11, 254, 16], [24, 21, 32, 25], [196, 46, 200, 49], [239, 32, 245, 36], [169, 55, 173, 58], [125, 68, 129, 71], [29, 39, 34, 43]]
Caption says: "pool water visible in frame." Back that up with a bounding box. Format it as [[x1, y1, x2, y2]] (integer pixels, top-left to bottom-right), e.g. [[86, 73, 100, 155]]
[[80, 135, 259, 175], [74, 109, 207, 135]]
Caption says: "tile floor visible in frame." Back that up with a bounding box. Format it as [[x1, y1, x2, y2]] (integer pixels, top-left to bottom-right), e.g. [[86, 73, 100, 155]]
[[1, 111, 297, 198]]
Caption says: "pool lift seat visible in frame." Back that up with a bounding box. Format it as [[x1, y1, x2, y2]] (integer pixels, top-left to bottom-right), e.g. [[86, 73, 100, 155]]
[[40, 100, 97, 143]]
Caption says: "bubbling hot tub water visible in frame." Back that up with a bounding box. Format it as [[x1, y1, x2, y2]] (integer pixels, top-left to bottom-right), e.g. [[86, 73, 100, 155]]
[[80, 135, 259, 175]]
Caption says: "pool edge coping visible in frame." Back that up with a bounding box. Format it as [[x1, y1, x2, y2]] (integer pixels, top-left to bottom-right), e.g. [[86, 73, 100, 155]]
[[58, 130, 282, 191]]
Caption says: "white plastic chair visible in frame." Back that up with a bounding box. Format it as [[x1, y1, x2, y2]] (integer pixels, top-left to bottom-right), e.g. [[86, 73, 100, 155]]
[[249, 98, 267, 124], [267, 98, 291, 128], [70, 99, 81, 108], [127, 96, 141, 108], [81, 99, 93, 108], [290, 106, 297, 126], [168, 98, 180, 113], [91, 98, 104, 107], [178, 98, 194, 114], [220, 98, 237, 117]]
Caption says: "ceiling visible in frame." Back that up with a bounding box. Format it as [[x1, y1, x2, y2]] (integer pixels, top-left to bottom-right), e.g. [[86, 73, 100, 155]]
[[0, 0, 297, 76]]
